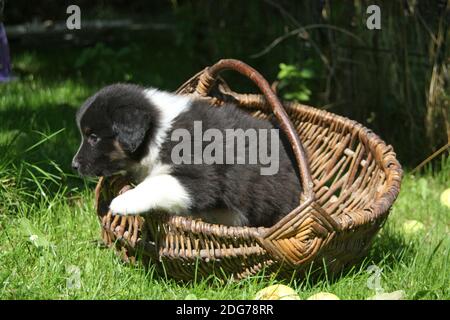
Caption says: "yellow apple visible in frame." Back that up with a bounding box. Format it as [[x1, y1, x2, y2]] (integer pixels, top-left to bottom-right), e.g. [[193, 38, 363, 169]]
[[254, 284, 300, 300], [402, 220, 425, 234], [307, 292, 340, 300], [440, 188, 450, 209]]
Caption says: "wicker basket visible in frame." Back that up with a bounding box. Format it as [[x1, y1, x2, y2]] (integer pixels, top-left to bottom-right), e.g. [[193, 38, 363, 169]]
[[95, 59, 402, 280]]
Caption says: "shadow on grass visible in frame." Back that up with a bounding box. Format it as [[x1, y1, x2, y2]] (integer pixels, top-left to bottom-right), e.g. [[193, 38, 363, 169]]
[[0, 102, 79, 169], [0, 100, 92, 198], [296, 227, 418, 286], [308, 226, 419, 287], [367, 227, 417, 268]]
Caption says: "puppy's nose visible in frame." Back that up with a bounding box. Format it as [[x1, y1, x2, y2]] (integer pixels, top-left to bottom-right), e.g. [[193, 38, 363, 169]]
[[72, 159, 80, 170]]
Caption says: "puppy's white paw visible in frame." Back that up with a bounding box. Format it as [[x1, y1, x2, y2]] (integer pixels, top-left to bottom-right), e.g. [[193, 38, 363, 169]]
[[110, 191, 145, 216]]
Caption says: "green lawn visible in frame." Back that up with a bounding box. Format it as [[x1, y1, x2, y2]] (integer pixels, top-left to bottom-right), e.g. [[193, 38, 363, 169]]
[[0, 49, 449, 300]]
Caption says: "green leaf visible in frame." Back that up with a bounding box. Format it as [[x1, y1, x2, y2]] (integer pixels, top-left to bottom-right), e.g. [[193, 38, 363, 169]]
[[277, 63, 297, 80], [285, 91, 310, 102], [299, 68, 314, 79], [296, 92, 311, 101]]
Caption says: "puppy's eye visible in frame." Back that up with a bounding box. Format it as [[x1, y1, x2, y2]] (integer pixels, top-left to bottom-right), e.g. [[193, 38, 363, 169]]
[[87, 133, 100, 145]]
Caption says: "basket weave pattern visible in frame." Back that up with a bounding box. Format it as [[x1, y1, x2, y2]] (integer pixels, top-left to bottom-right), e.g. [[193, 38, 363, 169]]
[[95, 60, 402, 280]]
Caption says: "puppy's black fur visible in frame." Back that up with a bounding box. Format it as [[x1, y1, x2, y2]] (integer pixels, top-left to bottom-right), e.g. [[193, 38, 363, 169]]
[[159, 103, 302, 227], [73, 83, 302, 227]]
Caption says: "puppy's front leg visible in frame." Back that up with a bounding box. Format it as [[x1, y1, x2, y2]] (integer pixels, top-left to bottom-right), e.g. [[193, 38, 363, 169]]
[[109, 174, 192, 216]]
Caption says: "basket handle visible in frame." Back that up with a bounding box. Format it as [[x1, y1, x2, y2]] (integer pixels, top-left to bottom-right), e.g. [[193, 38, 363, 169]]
[[194, 59, 315, 206]]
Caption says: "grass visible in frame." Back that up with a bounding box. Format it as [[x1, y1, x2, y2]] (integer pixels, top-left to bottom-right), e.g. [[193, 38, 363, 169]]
[[0, 47, 449, 300]]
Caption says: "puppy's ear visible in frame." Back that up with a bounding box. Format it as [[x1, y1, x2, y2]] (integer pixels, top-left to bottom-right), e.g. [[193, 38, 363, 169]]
[[111, 106, 151, 153]]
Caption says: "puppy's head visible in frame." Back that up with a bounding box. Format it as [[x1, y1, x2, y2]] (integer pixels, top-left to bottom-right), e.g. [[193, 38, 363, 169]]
[[72, 84, 159, 177]]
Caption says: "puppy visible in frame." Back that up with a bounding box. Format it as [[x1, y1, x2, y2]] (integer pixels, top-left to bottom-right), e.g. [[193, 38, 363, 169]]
[[72, 83, 301, 227]]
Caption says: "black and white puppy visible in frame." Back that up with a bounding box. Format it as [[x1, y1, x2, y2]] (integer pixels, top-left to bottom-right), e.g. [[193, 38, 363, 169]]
[[72, 84, 301, 227]]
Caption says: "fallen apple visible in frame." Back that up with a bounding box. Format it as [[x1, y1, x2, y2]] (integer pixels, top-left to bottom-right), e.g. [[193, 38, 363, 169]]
[[254, 284, 300, 300], [307, 292, 340, 300], [440, 188, 450, 209], [402, 220, 425, 234]]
